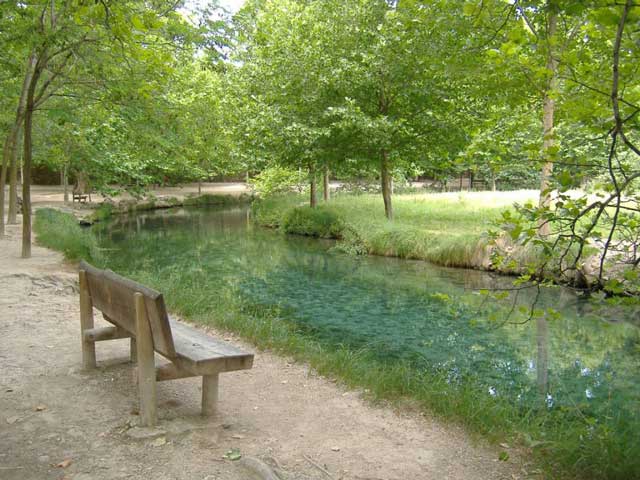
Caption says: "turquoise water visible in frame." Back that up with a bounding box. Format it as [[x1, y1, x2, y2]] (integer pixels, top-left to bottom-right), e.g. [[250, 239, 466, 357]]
[[94, 205, 640, 464]]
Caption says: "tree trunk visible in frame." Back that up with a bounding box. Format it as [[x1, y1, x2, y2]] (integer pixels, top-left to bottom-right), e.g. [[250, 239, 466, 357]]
[[0, 136, 11, 237], [491, 172, 497, 192], [538, 10, 558, 237], [381, 150, 393, 220], [1, 54, 35, 235], [323, 165, 330, 201], [63, 164, 69, 202], [309, 166, 317, 208], [22, 58, 42, 259], [1, 125, 22, 234], [8, 130, 20, 224], [198, 181, 202, 195]]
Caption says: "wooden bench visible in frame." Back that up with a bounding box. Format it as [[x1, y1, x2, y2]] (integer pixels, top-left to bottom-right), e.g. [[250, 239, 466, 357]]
[[72, 191, 89, 203], [78, 261, 254, 427]]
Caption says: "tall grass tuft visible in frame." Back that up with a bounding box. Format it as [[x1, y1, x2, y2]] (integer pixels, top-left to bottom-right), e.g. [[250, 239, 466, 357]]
[[34, 208, 103, 263]]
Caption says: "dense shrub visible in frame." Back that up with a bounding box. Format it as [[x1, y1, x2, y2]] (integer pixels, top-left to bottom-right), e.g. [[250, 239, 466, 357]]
[[282, 206, 345, 239]]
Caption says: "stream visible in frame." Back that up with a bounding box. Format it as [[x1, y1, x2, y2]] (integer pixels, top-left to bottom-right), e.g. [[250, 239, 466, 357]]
[[93, 205, 640, 462]]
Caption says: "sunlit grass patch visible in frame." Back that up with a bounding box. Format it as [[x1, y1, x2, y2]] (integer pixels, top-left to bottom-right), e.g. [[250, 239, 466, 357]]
[[252, 191, 537, 267]]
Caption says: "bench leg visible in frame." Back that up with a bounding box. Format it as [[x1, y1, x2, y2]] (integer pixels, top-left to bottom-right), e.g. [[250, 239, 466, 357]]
[[79, 271, 96, 369], [202, 374, 219, 417], [130, 338, 137, 363], [135, 293, 157, 427]]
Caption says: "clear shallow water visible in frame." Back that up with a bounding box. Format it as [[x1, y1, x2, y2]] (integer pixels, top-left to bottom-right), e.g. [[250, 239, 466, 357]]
[[94, 206, 640, 442]]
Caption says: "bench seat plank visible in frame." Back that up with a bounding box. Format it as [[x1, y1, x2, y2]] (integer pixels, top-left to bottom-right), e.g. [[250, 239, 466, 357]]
[[170, 320, 254, 375]]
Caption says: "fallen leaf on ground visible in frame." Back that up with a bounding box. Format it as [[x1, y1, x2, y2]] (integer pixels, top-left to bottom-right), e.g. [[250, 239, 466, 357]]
[[151, 437, 167, 447], [331, 446, 341, 452], [34, 405, 47, 412], [57, 458, 72, 468], [223, 448, 242, 461]]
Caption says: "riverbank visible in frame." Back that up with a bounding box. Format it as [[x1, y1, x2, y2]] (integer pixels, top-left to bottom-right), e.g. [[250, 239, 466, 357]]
[[33, 205, 640, 480], [252, 191, 537, 271], [1, 216, 524, 480]]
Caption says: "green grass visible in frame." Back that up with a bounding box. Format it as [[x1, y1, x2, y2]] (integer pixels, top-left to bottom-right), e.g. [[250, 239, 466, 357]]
[[253, 191, 537, 268], [34, 208, 103, 263]]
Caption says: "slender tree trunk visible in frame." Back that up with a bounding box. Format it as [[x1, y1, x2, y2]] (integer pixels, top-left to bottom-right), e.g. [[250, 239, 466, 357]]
[[8, 130, 20, 224], [323, 165, 330, 201], [62, 164, 69, 202], [309, 165, 317, 208], [1, 54, 35, 235], [381, 150, 393, 220], [22, 59, 42, 259], [1, 127, 22, 234], [0, 137, 11, 237], [198, 181, 202, 195], [491, 172, 497, 192], [538, 10, 558, 237]]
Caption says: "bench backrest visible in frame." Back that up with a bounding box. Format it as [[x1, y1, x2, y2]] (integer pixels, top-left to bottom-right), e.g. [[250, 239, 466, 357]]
[[79, 261, 176, 359]]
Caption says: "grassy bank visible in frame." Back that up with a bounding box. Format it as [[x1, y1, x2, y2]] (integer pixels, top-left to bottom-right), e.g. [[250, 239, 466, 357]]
[[34, 208, 104, 262], [34, 207, 640, 480], [253, 191, 537, 268]]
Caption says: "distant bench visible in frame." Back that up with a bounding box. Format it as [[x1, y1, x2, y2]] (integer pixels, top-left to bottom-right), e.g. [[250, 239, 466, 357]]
[[72, 191, 89, 203], [78, 261, 254, 426]]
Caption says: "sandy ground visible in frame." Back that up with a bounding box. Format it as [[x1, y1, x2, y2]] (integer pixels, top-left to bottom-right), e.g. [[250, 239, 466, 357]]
[[27, 183, 250, 206], [0, 216, 526, 480]]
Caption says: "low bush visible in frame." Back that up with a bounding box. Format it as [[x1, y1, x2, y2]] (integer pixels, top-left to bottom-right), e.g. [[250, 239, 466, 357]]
[[282, 206, 345, 239]]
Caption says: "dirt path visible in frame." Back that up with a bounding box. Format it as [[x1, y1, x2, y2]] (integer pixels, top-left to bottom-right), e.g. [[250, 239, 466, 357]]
[[0, 220, 525, 480], [27, 183, 249, 207]]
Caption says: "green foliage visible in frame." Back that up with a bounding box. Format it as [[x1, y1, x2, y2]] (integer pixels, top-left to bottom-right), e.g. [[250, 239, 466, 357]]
[[91, 203, 114, 223], [248, 166, 307, 197], [34, 209, 101, 263], [282, 206, 345, 239]]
